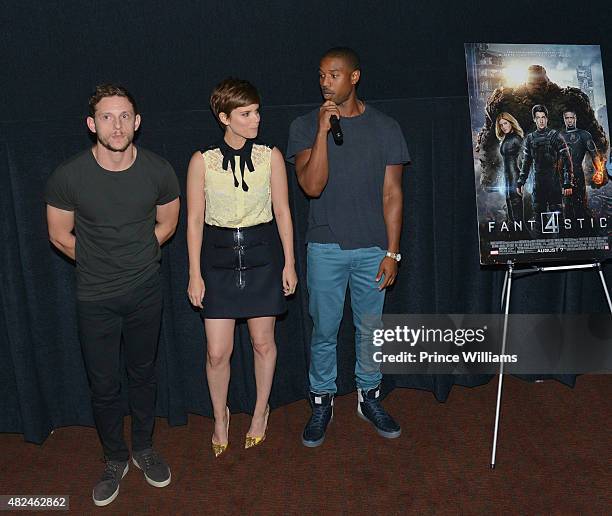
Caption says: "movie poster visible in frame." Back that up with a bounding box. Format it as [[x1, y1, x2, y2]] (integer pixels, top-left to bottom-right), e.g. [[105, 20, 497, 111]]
[[465, 43, 612, 265]]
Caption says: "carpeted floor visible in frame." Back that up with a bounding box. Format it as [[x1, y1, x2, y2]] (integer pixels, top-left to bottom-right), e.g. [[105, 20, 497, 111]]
[[1, 375, 610, 515]]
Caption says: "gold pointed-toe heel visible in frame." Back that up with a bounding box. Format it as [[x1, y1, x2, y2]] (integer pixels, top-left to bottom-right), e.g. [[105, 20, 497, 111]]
[[211, 407, 230, 458], [245, 405, 270, 449]]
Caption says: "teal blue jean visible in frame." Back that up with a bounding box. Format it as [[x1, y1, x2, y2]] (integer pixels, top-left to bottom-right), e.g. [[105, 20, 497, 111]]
[[306, 242, 386, 393]]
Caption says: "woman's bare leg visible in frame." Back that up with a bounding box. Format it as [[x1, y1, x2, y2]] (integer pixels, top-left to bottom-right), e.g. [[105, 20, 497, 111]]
[[204, 318, 236, 444], [246, 316, 277, 436]]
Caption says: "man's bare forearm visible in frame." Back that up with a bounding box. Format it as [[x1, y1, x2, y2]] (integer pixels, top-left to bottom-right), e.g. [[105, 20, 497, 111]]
[[382, 165, 404, 253], [155, 221, 178, 246], [50, 233, 76, 260], [297, 131, 330, 197], [383, 192, 402, 253]]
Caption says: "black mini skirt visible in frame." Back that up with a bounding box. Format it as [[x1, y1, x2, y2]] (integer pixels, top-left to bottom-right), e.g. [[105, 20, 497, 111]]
[[201, 221, 287, 319]]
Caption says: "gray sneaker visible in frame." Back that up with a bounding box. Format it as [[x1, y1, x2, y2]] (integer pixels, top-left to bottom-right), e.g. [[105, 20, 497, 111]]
[[132, 448, 171, 488], [92, 460, 129, 507]]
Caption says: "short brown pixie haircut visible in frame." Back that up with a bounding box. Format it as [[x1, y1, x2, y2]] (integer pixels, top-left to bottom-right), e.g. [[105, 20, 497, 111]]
[[88, 84, 138, 117], [210, 78, 260, 125]]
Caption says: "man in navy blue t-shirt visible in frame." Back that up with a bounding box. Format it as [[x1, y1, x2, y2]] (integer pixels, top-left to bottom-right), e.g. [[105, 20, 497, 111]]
[[286, 47, 410, 447]]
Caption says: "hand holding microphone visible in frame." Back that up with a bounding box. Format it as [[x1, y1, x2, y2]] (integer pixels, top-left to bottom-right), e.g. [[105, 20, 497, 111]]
[[318, 101, 343, 145]]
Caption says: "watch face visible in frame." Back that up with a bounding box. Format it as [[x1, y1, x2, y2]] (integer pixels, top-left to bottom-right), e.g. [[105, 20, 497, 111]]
[[386, 251, 401, 261]]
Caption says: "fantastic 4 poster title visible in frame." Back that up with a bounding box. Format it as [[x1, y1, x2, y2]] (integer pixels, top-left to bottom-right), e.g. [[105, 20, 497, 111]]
[[465, 43, 612, 265]]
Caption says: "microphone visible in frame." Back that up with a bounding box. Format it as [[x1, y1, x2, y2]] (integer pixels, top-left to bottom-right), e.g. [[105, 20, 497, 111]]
[[329, 115, 343, 145]]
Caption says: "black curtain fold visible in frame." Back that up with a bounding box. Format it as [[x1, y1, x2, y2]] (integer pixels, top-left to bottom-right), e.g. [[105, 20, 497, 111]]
[[1, 97, 605, 443]]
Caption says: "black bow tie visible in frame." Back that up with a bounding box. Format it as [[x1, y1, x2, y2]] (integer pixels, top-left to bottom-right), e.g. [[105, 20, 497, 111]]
[[219, 139, 255, 192]]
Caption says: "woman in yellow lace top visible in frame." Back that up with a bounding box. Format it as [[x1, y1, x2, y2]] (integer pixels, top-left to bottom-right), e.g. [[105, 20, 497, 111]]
[[186, 78, 297, 456]]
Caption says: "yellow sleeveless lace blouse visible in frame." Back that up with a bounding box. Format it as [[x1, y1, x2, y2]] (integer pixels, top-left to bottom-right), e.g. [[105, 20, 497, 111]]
[[202, 141, 273, 228]]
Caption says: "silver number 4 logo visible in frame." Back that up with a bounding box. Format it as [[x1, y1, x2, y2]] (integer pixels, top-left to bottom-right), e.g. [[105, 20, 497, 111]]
[[541, 211, 560, 233]]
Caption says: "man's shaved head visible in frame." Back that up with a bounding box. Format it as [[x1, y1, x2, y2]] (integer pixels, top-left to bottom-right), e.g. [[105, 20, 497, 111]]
[[321, 47, 360, 71]]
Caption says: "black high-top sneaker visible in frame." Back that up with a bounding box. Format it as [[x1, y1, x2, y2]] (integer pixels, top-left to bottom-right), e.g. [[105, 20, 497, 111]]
[[302, 392, 334, 447], [357, 386, 401, 438]]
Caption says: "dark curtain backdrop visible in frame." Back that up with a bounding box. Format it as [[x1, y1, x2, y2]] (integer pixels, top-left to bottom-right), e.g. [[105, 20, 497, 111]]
[[1, 1, 611, 443]]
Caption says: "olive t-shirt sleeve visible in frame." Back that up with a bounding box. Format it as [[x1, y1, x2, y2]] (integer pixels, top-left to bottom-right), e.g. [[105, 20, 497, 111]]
[[385, 119, 411, 166], [45, 164, 77, 211], [156, 161, 180, 205]]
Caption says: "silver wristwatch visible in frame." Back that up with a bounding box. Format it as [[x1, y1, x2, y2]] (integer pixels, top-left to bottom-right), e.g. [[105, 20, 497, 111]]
[[385, 251, 401, 262]]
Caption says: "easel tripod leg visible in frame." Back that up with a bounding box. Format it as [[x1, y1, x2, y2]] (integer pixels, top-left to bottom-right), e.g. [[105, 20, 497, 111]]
[[491, 263, 513, 468], [595, 262, 612, 313]]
